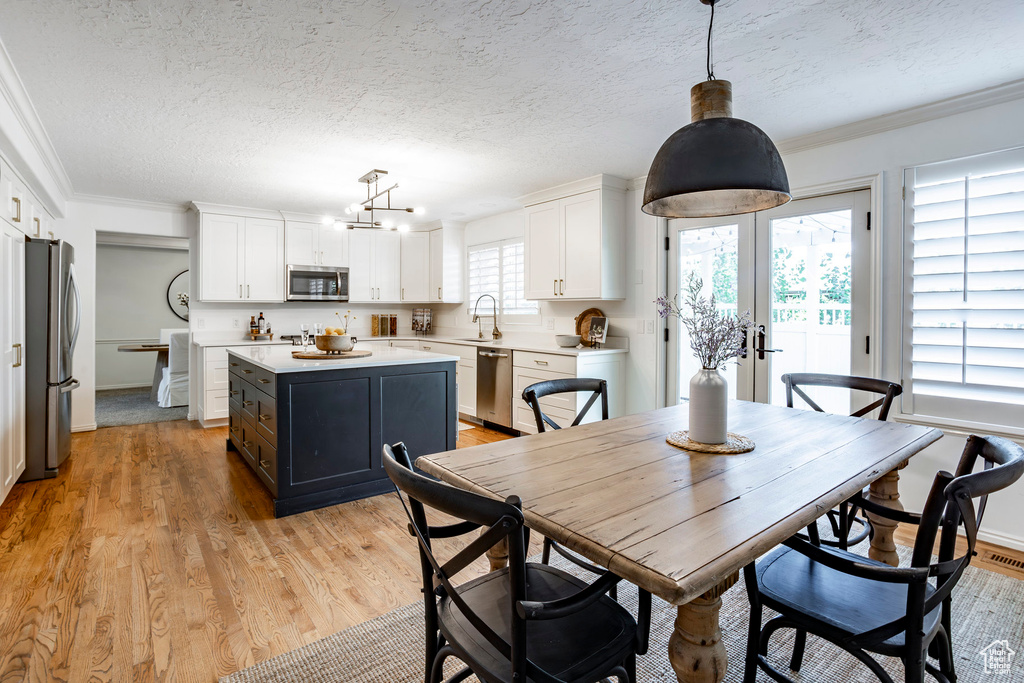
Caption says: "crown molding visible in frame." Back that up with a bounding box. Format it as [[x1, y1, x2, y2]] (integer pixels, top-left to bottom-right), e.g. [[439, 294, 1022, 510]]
[[517, 173, 629, 207], [0, 38, 74, 214], [777, 78, 1024, 156], [189, 201, 283, 220], [96, 231, 189, 250], [72, 192, 189, 213]]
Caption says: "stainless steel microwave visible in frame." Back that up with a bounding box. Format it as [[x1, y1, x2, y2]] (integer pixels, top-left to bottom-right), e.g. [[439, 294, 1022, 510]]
[[286, 264, 349, 301]]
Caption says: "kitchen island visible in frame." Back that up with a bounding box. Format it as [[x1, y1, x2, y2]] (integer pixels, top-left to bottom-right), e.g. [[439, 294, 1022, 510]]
[[225, 344, 458, 517]]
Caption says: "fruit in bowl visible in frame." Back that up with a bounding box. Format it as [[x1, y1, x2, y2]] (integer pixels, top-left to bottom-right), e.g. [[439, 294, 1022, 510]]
[[315, 334, 355, 353]]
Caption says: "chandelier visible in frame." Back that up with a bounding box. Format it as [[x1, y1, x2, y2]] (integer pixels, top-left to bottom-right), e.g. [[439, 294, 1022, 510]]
[[324, 169, 425, 231]]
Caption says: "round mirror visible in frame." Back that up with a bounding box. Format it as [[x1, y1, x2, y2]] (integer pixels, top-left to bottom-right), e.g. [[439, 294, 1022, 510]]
[[166, 269, 189, 321]]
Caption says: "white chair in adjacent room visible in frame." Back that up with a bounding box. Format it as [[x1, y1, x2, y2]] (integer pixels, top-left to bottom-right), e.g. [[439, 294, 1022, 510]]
[[157, 331, 189, 408], [159, 327, 188, 344]]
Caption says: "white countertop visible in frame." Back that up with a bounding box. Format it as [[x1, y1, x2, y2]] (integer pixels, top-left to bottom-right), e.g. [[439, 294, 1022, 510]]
[[372, 335, 628, 357], [225, 343, 459, 374], [193, 337, 293, 348]]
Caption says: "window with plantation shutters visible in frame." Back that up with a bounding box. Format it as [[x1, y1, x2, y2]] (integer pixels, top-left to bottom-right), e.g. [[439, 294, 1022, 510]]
[[467, 239, 539, 318], [903, 147, 1024, 431]]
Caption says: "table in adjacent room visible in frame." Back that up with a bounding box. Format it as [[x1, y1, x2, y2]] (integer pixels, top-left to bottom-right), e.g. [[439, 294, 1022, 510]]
[[117, 343, 169, 401], [417, 400, 942, 683]]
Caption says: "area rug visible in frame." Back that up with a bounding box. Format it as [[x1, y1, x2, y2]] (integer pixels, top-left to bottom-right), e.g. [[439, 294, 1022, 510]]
[[96, 386, 188, 428], [221, 543, 1024, 682]]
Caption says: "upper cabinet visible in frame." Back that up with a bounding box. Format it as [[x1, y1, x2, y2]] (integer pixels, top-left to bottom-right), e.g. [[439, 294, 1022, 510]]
[[285, 219, 348, 267], [400, 231, 430, 302], [196, 207, 285, 303], [429, 222, 465, 304], [348, 229, 401, 302], [522, 175, 626, 301], [0, 158, 53, 239]]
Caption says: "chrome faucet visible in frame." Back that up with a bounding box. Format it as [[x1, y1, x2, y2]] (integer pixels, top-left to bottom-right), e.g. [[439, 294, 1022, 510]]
[[471, 294, 502, 340]]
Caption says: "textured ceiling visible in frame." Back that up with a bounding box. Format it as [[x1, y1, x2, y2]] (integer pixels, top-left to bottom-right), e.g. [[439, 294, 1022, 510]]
[[2, 0, 1023, 222]]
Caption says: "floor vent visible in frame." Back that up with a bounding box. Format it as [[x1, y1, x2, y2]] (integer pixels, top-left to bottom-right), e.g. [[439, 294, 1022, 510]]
[[986, 552, 1024, 571]]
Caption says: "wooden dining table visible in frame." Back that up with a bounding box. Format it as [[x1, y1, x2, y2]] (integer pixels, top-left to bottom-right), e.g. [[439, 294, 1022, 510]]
[[417, 400, 942, 683], [117, 343, 169, 401]]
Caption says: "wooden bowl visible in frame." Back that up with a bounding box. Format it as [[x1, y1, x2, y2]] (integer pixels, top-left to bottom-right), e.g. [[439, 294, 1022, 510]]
[[315, 334, 355, 353]]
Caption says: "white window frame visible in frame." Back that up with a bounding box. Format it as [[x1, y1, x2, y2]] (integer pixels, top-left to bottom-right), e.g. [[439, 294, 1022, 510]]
[[899, 147, 1024, 439], [466, 238, 541, 322]]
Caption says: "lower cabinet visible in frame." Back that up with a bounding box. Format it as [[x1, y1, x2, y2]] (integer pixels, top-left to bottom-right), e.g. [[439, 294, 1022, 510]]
[[418, 341, 477, 418], [511, 350, 624, 434], [226, 352, 457, 517]]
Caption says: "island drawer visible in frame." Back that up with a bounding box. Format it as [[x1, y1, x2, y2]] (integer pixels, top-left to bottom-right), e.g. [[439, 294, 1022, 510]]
[[513, 350, 576, 375], [237, 361, 257, 382], [228, 374, 242, 409], [256, 391, 277, 447], [253, 432, 278, 496], [240, 380, 258, 422], [253, 366, 276, 395], [228, 357, 243, 376], [228, 410, 243, 451], [239, 419, 259, 469]]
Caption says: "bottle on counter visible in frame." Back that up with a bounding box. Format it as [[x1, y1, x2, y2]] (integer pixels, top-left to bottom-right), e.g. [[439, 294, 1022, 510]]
[[258, 312, 266, 334], [250, 315, 257, 334]]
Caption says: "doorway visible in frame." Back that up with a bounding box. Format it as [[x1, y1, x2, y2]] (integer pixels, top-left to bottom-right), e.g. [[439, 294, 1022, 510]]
[[667, 190, 872, 411]]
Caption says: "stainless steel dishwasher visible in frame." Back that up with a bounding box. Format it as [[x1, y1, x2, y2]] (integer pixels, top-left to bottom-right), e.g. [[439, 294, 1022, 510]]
[[476, 346, 512, 428]]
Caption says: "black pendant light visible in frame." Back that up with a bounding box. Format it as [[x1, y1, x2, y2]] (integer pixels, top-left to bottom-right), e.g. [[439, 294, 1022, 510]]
[[642, 0, 790, 218]]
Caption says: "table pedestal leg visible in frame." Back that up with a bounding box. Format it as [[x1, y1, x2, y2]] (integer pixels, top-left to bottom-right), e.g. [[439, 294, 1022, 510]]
[[669, 572, 739, 683], [151, 349, 168, 402], [485, 536, 508, 571], [867, 462, 906, 567]]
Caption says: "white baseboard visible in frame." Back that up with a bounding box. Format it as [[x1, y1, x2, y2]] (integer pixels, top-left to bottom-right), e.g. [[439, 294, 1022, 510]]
[[978, 528, 1024, 554], [97, 382, 152, 391], [72, 423, 97, 432]]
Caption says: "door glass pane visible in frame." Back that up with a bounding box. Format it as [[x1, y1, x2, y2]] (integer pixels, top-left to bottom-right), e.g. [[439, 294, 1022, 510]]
[[768, 210, 853, 412], [676, 226, 741, 402]]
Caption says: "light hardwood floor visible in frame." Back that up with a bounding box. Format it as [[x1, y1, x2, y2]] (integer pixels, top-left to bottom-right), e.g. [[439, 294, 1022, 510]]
[[1, 420, 1020, 682], [0, 420, 513, 682]]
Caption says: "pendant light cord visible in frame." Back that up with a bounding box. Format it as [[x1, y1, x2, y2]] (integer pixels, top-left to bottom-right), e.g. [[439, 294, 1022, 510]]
[[706, 0, 716, 81]]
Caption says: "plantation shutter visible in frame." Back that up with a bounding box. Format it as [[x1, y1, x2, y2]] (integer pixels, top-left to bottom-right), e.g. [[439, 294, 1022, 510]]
[[467, 243, 500, 315], [467, 239, 538, 317], [904, 147, 1024, 428]]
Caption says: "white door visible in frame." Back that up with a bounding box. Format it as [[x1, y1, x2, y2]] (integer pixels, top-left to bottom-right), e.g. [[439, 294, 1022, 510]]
[[524, 202, 561, 299], [560, 190, 602, 299], [375, 231, 402, 302], [348, 230, 374, 302], [285, 221, 318, 265], [668, 190, 872, 411], [401, 231, 430, 302], [429, 229, 444, 302], [318, 225, 349, 267], [200, 214, 244, 301], [244, 218, 285, 302]]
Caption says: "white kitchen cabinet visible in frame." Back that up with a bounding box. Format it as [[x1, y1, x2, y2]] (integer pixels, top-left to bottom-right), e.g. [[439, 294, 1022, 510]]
[[198, 212, 285, 303], [1, 161, 29, 236], [419, 341, 477, 417], [523, 176, 626, 301], [198, 345, 231, 426], [511, 349, 623, 434], [349, 229, 401, 302], [1, 222, 27, 505], [429, 223, 466, 303], [401, 231, 430, 302], [285, 220, 349, 267]]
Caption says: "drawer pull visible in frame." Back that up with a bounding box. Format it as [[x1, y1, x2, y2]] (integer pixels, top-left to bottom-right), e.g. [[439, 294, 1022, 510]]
[[229, 390, 239, 396], [242, 400, 253, 406], [258, 414, 272, 421], [259, 459, 270, 469], [230, 426, 239, 434], [242, 369, 253, 374], [257, 378, 270, 384], [534, 360, 549, 365], [242, 440, 253, 448], [229, 362, 240, 367], [422, 345, 431, 350]]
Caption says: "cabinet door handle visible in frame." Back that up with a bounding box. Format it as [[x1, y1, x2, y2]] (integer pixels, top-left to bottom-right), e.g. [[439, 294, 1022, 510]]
[[259, 459, 270, 469], [559, 279, 564, 295], [553, 279, 557, 296], [242, 440, 253, 448], [33, 217, 40, 235], [229, 362, 240, 367], [534, 359, 548, 365], [11, 197, 20, 222], [247, 284, 251, 298], [242, 400, 254, 406], [258, 414, 271, 421], [12, 343, 22, 367], [257, 378, 270, 384], [239, 284, 243, 298], [229, 390, 239, 396], [242, 369, 253, 374], [402, 288, 405, 300], [320, 250, 324, 264], [229, 426, 239, 434], [438, 287, 442, 299]]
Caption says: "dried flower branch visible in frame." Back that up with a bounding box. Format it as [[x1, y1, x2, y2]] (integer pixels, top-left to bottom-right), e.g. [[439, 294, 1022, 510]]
[[655, 273, 752, 370]]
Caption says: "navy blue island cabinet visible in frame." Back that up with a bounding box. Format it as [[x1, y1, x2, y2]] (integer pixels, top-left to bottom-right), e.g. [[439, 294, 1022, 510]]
[[226, 345, 458, 517]]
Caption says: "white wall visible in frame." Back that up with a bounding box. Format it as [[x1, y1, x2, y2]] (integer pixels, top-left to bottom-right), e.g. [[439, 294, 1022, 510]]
[[54, 198, 191, 430], [95, 244, 189, 390]]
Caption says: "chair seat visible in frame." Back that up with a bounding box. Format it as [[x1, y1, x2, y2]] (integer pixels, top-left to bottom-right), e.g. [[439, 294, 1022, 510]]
[[756, 546, 942, 655], [438, 562, 636, 682]]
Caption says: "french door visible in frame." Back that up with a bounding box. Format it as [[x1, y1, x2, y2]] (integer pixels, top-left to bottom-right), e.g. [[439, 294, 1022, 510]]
[[667, 190, 872, 411]]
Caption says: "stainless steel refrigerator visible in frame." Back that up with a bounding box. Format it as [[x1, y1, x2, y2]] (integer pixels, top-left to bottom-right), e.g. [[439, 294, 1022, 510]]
[[23, 238, 80, 481]]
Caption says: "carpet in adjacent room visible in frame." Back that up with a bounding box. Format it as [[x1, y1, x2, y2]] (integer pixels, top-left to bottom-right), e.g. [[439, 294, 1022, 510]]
[[96, 386, 187, 428]]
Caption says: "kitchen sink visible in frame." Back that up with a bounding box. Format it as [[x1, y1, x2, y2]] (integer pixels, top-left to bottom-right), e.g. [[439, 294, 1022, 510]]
[[454, 337, 502, 344]]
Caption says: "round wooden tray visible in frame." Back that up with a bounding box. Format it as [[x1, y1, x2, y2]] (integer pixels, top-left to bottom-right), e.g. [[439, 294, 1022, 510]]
[[574, 307, 605, 348], [291, 349, 373, 360], [666, 430, 755, 454]]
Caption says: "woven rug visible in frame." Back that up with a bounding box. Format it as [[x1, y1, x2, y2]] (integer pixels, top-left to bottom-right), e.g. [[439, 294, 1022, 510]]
[[222, 544, 1024, 682]]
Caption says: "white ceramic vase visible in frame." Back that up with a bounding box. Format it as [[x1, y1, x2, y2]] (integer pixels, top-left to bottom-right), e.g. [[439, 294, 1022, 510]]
[[689, 367, 728, 444]]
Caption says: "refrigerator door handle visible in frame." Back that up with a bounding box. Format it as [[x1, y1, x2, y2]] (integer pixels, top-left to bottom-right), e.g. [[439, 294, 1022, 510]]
[[60, 379, 80, 394], [68, 263, 82, 358]]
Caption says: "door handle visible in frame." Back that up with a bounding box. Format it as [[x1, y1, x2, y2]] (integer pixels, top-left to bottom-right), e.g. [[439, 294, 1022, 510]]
[[33, 217, 40, 236], [559, 279, 564, 295], [11, 196, 20, 222], [438, 287, 442, 299], [12, 343, 22, 367], [239, 284, 243, 298], [247, 284, 251, 298], [754, 325, 783, 361], [60, 379, 80, 393], [402, 287, 405, 300], [553, 279, 557, 296]]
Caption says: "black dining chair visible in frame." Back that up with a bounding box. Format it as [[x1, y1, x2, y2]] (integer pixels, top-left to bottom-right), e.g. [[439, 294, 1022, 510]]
[[383, 442, 642, 683], [782, 372, 903, 550], [742, 434, 1024, 683]]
